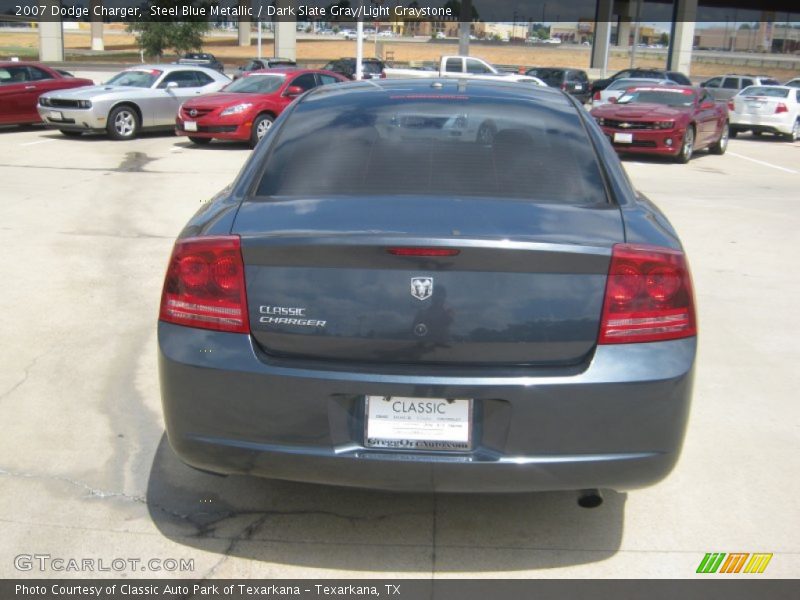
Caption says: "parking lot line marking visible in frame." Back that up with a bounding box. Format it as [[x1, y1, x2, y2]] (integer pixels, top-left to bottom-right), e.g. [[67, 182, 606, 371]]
[[728, 152, 798, 174], [20, 140, 55, 147]]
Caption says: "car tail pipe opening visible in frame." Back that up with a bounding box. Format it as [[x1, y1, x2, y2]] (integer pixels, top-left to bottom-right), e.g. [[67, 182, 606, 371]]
[[577, 489, 604, 509]]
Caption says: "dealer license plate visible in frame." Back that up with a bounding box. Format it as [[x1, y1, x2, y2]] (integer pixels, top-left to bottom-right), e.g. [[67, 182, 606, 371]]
[[48, 111, 63, 120], [184, 121, 198, 131], [614, 132, 633, 143], [365, 396, 472, 451]]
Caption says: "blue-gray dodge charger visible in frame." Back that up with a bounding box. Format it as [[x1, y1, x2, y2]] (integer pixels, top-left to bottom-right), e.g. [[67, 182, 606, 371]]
[[158, 78, 696, 495]]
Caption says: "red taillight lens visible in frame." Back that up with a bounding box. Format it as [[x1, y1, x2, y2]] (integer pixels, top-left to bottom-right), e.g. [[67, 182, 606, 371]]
[[598, 244, 696, 344], [387, 247, 460, 257], [775, 103, 788, 114], [159, 236, 250, 334], [593, 91, 601, 101], [727, 100, 735, 111]]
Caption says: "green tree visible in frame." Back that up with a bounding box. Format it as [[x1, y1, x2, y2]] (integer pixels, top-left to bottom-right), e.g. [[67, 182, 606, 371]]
[[127, 1, 210, 59]]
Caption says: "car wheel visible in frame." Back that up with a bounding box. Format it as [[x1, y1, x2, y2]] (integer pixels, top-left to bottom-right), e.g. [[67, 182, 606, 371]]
[[783, 119, 799, 142], [752, 130, 763, 137], [59, 130, 82, 137], [188, 136, 212, 145], [477, 121, 497, 145], [676, 126, 694, 163], [728, 128, 738, 139], [709, 122, 728, 155], [250, 113, 274, 148], [107, 105, 139, 140]]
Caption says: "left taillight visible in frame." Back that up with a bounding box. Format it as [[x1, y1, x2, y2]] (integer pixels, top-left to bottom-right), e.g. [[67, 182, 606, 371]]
[[159, 236, 250, 334], [598, 244, 696, 344]]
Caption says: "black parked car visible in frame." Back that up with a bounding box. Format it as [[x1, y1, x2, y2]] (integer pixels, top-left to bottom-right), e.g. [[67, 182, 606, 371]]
[[322, 58, 386, 80], [591, 68, 691, 94], [526, 67, 591, 103], [176, 53, 226, 74], [233, 57, 297, 79]]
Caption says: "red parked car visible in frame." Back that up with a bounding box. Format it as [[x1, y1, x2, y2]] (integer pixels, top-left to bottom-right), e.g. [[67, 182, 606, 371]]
[[176, 68, 347, 147], [590, 85, 729, 163], [0, 61, 93, 126]]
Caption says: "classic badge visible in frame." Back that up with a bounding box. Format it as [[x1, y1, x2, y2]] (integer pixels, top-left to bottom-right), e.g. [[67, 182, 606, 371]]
[[410, 277, 433, 301]]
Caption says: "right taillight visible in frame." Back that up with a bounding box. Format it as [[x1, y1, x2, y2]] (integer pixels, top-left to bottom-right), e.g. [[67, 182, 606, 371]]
[[159, 236, 250, 334], [598, 244, 696, 344], [593, 91, 601, 101], [775, 103, 788, 114]]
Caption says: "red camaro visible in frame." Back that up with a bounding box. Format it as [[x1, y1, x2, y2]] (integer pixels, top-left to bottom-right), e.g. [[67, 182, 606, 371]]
[[0, 61, 93, 126], [176, 68, 348, 147], [590, 85, 729, 163]]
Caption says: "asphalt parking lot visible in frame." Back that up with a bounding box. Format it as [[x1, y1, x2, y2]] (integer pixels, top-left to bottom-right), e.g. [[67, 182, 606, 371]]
[[0, 117, 798, 579]]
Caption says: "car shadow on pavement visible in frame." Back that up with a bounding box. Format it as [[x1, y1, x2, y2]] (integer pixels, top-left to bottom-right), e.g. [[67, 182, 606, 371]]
[[146, 434, 625, 573], [39, 130, 180, 142], [172, 140, 252, 151], [619, 151, 717, 165]]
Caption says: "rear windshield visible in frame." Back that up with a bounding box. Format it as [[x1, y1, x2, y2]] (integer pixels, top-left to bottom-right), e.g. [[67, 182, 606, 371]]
[[617, 88, 696, 107], [254, 87, 607, 204], [225, 74, 285, 94], [741, 86, 789, 98], [608, 78, 663, 90], [529, 69, 564, 86]]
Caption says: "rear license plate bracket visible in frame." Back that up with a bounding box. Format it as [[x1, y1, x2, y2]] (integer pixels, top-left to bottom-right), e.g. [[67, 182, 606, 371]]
[[364, 396, 472, 451]]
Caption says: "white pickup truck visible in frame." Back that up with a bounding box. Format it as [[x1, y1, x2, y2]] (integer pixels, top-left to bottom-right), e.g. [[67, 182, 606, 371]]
[[384, 56, 545, 85]]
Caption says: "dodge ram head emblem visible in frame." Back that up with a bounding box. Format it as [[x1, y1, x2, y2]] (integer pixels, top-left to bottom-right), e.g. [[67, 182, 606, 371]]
[[410, 277, 433, 300]]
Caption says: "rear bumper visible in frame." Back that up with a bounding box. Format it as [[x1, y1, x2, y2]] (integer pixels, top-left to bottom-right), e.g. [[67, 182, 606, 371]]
[[175, 116, 250, 141], [158, 322, 695, 493], [730, 113, 794, 135]]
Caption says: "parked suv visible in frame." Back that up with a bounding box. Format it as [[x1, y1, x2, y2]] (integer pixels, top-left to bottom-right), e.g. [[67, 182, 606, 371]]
[[233, 57, 297, 79], [322, 58, 386, 80], [701, 74, 781, 101], [176, 53, 225, 74], [526, 67, 591, 103], [590, 68, 691, 94]]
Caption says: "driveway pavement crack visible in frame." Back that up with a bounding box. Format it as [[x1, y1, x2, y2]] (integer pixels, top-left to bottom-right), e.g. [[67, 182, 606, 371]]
[[198, 513, 271, 581], [0, 353, 45, 402]]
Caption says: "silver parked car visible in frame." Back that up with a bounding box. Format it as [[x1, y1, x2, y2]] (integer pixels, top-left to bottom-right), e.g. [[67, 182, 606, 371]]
[[158, 78, 697, 502], [37, 64, 230, 140], [700, 74, 781, 102]]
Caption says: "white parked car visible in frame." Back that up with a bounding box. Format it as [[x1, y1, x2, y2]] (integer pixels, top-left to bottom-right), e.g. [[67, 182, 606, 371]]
[[591, 78, 669, 106], [729, 85, 800, 141], [385, 56, 545, 86]]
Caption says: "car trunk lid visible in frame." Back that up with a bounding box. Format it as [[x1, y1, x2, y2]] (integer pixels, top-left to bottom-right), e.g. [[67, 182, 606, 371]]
[[234, 196, 623, 366], [736, 90, 791, 116]]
